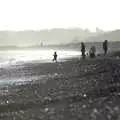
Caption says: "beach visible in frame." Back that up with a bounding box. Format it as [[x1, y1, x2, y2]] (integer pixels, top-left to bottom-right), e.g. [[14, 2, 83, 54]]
[[0, 54, 120, 119]]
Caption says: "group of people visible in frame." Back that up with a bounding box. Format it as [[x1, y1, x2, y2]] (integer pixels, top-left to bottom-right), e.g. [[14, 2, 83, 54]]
[[52, 40, 108, 62], [81, 40, 108, 58]]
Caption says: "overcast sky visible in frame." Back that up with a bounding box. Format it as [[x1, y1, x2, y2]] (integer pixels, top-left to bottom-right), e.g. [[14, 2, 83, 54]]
[[0, 0, 119, 31]]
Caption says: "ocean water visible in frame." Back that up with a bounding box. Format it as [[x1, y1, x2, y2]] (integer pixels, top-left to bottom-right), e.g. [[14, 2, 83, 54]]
[[0, 49, 80, 67], [0, 49, 80, 85]]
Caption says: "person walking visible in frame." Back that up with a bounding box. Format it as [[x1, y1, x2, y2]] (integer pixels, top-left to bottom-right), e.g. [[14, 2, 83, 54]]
[[53, 51, 58, 62], [81, 42, 86, 59], [103, 40, 108, 55]]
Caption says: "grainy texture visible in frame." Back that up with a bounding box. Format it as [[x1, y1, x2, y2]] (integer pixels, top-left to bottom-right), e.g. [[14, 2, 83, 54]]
[[0, 57, 120, 120]]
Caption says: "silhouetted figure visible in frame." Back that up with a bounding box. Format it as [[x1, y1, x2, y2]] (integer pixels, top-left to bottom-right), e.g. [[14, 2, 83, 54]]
[[89, 46, 96, 58], [103, 40, 108, 55], [81, 42, 86, 58], [53, 52, 57, 62]]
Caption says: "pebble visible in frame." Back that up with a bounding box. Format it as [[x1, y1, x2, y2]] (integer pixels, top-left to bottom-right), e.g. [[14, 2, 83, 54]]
[[6, 100, 9, 104], [116, 56, 120, 59], [83, 94, 87, 98], [44, 108, 49, 112], [82, 104, 86, 108], [114, 106, 119, 111], [93, 108, 98, 113], [54, 73, 58, 76]]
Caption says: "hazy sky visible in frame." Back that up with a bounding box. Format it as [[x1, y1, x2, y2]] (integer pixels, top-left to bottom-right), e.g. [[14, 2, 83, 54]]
[[0, 0, 119, 31]]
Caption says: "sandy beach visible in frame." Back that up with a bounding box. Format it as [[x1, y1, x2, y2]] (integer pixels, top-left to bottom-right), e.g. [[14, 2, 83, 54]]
[[0, 54, 120, 119]]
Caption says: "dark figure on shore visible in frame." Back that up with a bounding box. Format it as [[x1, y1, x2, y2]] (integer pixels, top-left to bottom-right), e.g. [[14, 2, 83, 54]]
[[53, 52, 57, 62], [89, 46, 96, 58], [103, 40, 108, 55], [81, 42, 86, 58]]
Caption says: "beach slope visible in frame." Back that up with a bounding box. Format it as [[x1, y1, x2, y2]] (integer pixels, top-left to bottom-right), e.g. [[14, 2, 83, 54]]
[[0, 57, 120, 119]]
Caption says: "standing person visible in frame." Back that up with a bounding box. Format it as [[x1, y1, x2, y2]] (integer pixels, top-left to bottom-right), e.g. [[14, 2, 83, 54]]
[[103, 40, 108, 55], [81, 42, 86, 58], [89, 46, 96, 58], [53, 51, 57, 62]]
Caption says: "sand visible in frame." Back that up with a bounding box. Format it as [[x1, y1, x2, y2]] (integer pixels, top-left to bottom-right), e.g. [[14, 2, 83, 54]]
[[0, 55, 120, 119]]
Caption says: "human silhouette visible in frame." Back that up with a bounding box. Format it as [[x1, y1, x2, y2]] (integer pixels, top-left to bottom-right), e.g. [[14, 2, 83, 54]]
[[89, 46, 96, 58], [81, 42, 86, 58], [53, 52, 57, 62], [103, 40, 108, 55]]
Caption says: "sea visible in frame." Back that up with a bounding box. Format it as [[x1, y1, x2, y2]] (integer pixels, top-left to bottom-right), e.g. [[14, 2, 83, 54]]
[[0, 49, 80, 66], [0, 49, 80, 86]]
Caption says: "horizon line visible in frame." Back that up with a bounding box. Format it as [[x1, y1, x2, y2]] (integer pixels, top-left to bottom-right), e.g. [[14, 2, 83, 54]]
[[0, 27, 116, 32]]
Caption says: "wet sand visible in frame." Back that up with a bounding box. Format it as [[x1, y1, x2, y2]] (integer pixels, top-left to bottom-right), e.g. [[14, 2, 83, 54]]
[[0, 55, 120, 119]]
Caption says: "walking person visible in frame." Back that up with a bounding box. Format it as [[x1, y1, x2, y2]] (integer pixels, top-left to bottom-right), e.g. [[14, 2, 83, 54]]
[[53, 51, 58, 62], [103, 40, 108, 55], [81, 42, 86, 59]]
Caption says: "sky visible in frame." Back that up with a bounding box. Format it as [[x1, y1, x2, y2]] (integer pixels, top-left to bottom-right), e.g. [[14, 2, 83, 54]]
[[0, 0, 119, 31]]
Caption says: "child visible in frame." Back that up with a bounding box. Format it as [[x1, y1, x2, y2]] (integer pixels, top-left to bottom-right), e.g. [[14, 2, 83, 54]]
[[89, 46, 96, 58], [53, 52, 57, 62]]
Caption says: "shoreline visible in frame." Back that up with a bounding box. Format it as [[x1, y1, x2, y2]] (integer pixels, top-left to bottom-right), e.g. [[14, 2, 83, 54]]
[[0, 56, 80, 86]]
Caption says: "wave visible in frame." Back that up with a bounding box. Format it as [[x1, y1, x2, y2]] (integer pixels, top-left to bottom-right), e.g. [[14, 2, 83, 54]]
[[0, 49, 80, 67]]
